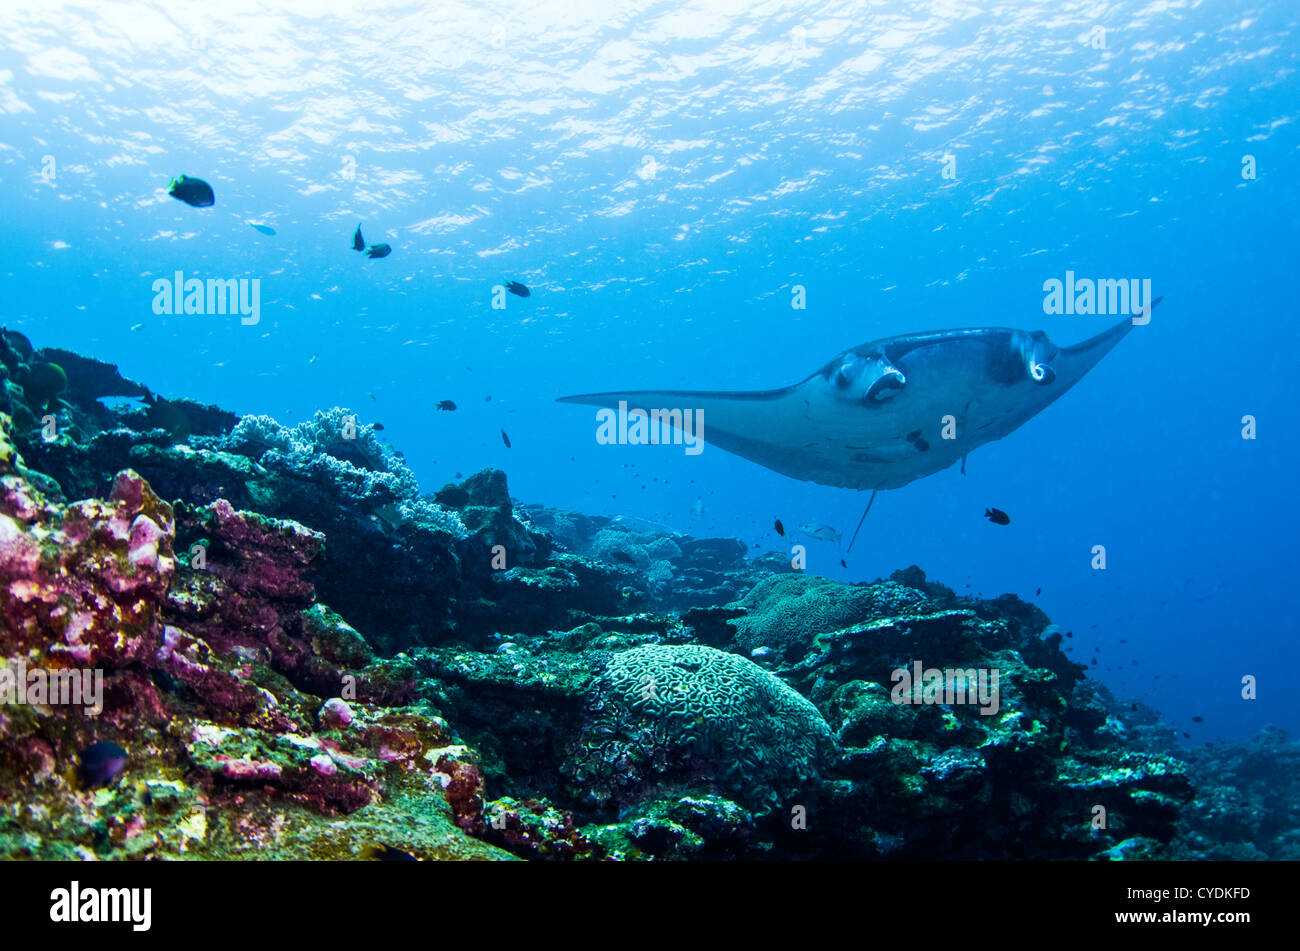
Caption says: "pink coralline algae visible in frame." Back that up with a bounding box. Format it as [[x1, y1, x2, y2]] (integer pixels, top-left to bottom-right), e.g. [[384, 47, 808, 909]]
[[212, 755, 285, 781], [435, 751, 486, 836], [0, 412, 512, 856], [319, 698, 355, 729], [1, 420, 175, 669], [202, 498, 322, 603]]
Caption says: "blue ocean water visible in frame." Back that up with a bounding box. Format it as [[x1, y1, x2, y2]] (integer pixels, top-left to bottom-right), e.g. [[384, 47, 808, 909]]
[[0, 0, 1295, 745]]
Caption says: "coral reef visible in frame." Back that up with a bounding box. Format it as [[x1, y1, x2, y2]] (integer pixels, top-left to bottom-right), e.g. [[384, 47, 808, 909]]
[[0, 340, 1291, 861], [0, 408, 510, 859], [728, 573, 928, 657]]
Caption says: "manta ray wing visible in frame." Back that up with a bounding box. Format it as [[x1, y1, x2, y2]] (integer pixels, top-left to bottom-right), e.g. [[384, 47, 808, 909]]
[[555, 385, 842, 479]]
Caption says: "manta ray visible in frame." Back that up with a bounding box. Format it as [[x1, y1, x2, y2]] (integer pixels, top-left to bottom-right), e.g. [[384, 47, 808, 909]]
[[558, 305, 1157, 548]]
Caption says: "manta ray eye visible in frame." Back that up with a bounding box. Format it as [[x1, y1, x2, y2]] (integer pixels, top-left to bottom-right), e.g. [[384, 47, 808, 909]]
[[834, 356, 861, 389]]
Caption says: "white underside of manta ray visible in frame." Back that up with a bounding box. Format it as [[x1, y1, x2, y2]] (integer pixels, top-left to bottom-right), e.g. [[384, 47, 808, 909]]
[[558, 306, 1157, 542]]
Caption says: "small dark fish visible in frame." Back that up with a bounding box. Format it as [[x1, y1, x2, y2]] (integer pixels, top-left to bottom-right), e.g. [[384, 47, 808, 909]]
[[505, 280, 530, 298], [18, 360, 68, 412], [167, 174, 214, 207], [249, 222, 276, 235], [433, 485, 470, 508], [1035, 587, 1042, 595], [1065, 631, 1073, 638], [372, 423, 385, 431], [1182, 732, 1191, 739], [365, 844, 419, 862], [436, 400, 457, 411], [984, 507, 1010, 525], [2, 329, 33, 360], [774, 518, 785, 537], [840, 559, 847, 569], [485, 395, 492, 402], [500, 428, 511, 449], [364, 243, 391, 259], [1192, 715, 1204, 723], [353, 223, 365, 251], [78, 741, 128, 787]]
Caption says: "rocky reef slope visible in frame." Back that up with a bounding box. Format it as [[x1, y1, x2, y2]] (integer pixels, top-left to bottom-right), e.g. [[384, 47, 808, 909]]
[[0, 335, 1290, 860]]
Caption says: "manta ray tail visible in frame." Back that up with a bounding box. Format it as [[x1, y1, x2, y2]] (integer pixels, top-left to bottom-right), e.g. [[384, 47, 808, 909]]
[[846, 490, 878, 553]]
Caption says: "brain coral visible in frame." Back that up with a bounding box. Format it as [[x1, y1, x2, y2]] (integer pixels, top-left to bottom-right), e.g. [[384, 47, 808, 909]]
[[573, 644, 836, 811], [729, 574, 925, 656]]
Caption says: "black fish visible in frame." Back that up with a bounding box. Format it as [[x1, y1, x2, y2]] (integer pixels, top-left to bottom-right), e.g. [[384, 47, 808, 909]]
[[78, 741, 128, 787], [2, 328, 33, 360], [500, 428, 511, 449], [1192, 715, 1204, 723], [774, 519, 785, 537], [840, 559, 847, 569], [436, 400, 457, 411], [365, 844, 419, 862], [353, 223, 365, 251], [433, 485, 470, 508], [1035, 587, 1042, 595], [505, 280, 530, 297], [984, 507, 1010, 525], [168, 174, 214, 207], [364, 243, 391, 259], [372, 423, 385, 431]]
